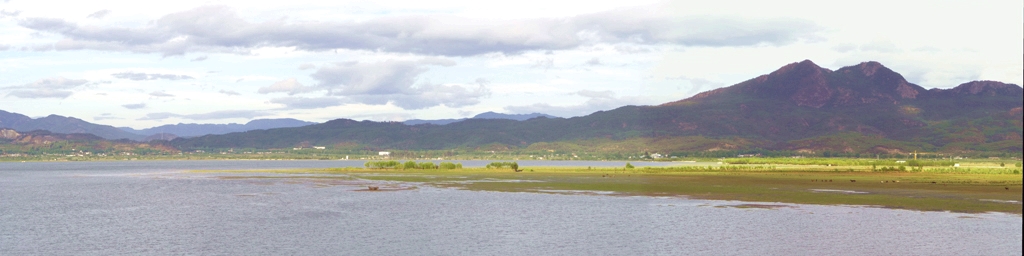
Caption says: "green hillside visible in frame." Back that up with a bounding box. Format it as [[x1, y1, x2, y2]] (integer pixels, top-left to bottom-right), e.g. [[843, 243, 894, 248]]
[[159, 61, 1021, 155]]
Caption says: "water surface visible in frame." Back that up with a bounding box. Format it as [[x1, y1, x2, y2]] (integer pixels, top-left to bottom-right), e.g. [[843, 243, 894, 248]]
[[1, 161, 1020, 255]]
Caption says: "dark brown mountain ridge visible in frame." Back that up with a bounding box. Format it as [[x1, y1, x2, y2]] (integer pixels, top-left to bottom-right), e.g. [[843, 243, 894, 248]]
[[170, 60, 1022, 154], [667, 60, 1019, 108]]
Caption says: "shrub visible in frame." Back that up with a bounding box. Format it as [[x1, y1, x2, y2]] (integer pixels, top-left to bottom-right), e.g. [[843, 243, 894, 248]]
[[365, 160, 400, 169], [438, 162, 461, 169], [419, 162, 437, 169], [486, 161, 519, 170], [625, 162, 635, 169]]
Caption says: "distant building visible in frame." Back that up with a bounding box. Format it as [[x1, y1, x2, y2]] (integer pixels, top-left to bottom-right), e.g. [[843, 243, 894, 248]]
[[378, 151, 390, 156], [314, 146, 326, 150]]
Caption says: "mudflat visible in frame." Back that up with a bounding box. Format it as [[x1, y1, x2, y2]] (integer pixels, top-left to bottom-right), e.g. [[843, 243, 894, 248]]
[[199, 167, 1023, 214]]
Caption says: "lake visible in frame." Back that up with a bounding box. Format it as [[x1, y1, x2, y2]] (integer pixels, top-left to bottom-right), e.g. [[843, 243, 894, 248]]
[[1, 160, 1020, 255]]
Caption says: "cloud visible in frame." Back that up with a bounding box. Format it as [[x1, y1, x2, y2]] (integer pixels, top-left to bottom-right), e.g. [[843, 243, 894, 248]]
[[0, 9, 19, 18], [18, 76, 88, 89], [149, 91, 174, 97], [0, 44, 8, 51], [4, 76, 88, 99], [93, 113, 121, 121], [665, 76, 725, 95], [505, 90, 646, 117], [613, 45, 651, 54], [258, 78, 315, 95], [303, 58, 488, 109], [87, 10, 111, 19], [137, 112, 176, 120], [190, 55, 208, 62], [298, 63, 316, 70], [122, 103, 146, 109], [183, 110, 270, 120], [269, 96, 346, 109], [138, 110, 270, 120], [383, 82, 490, 109], [218, 90, 240, 96], [575, 90, 614, 99], [112, 72, 194, 81], [17, 5, 819, 56], [831, 41, 901, 53], [584, 58, 602, 66], [7, 90, 73, 99], [312, 58, 454, 95], [531, 58, 554, 70]]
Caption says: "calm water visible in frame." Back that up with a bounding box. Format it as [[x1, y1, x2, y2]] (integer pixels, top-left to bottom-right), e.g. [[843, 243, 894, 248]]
[[2, 161, 1020, 255]]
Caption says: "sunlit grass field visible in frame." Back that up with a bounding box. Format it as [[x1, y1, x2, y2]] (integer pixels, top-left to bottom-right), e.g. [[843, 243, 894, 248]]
[[195, 159, 1022, 214]]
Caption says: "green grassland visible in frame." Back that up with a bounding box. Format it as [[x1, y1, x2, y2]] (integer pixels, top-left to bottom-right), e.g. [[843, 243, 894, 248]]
[[196, 161, 1023, 214]]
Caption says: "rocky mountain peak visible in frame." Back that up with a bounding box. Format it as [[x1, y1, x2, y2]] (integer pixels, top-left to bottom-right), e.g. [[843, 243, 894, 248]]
[[854, 61, 886, 76], [838, 61, 922, 99], [769, 59, 830, 77], [949, 81, 1023, 96]]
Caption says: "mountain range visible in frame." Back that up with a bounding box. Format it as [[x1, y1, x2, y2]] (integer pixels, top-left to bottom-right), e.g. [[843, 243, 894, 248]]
[[0, 111, 559, 141], [403, 112, 559, 125], [169, 60, 1022, 154], [0, 110, 320, 141], [3, 60, 1021, 154], [119, 119, 318, 138], [0, 110, 145, 141]]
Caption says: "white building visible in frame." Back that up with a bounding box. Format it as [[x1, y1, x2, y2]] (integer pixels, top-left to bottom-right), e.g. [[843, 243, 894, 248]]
[[378, 151, 390, 156]]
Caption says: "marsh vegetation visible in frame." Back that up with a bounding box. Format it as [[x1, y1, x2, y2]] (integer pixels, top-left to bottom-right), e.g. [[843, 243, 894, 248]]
[[198, 158, 1023, 214]]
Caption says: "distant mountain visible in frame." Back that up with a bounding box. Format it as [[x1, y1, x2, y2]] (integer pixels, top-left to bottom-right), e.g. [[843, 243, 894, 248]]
[[403, 112, 558, 125], [122, 118, 317, 138], [473, 112, 558, 120], [0, 128, 177, 154], [0, 110, 144, 141], [172, 60, 1022, 154]]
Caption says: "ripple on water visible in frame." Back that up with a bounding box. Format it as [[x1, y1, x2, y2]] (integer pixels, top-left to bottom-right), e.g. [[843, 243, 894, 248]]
[[979, 199, 1022, 204], [809, 189, 869, 194]]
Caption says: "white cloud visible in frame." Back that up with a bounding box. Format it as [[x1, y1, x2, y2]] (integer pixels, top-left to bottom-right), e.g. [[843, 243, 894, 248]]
[[4, 76, 88, 99], [218, 90, 240, 96], [269, 96, 346, 109], [139, 110, 270, 120], [258, 78, 314, 95], [298, 58, 489, 109], [112, 71, 194, 81], [16, 4, 819, 56], [505, 90, 647, 117], [122, 103, 146, 109], [149, 91, 174, 97], [0, 0, 1018, 128], [297, 63, 316, 70], [86, 10, 111, 19]]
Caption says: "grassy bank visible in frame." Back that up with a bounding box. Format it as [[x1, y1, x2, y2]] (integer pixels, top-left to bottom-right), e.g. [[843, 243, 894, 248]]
[[195, 165, 1023, 214]]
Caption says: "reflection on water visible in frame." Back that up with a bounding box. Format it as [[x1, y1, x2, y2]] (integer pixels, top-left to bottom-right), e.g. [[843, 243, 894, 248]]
[[1, 161, 1021, 255]]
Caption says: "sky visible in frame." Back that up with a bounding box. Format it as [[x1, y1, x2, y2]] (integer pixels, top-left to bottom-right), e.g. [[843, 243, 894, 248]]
[[1, 0, 1021, 129]]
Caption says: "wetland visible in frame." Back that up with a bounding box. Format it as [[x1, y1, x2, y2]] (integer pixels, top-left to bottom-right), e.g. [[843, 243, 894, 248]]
[[2, 160, 1021, 255]]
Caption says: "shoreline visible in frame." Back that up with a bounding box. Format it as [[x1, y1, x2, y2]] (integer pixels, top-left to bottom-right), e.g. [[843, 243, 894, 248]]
[[192, 167, 1024, 214]]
